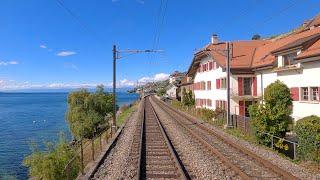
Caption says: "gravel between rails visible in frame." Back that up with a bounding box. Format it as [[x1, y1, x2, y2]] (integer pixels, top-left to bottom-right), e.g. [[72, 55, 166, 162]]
[[162, 100, 320, 180], [150, 98, 241, 180], [92, 102, 142, 180]]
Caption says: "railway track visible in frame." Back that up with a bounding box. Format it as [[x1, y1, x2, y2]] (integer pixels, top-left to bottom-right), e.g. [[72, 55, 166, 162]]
[[129, 96, 189, 179], [151, 96, 298, 180]]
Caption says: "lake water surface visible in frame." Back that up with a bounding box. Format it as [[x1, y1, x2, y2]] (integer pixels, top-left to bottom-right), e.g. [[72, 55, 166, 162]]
[[0, 92, 139, 179]]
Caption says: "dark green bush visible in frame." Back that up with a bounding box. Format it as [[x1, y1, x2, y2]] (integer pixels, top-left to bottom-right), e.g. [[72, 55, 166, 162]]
[[249, 80, 292, 145], [295, 115, 320, 163]]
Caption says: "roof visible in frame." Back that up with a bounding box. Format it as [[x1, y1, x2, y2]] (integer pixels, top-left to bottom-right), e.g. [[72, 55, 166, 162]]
[[304, 13, 320, 30], [252, 27, 320, 68], [296, 38, 320, 59], [187, 40, 267, 76]]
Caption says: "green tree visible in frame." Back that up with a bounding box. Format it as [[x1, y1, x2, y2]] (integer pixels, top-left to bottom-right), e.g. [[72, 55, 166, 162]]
[[66, 85, 113, 139], [157, 88, 166, 97], [249, 80, 292, 144], [183, 90, 195, 107], [23, 134, 79, 180], [252, 34, 261, 40]]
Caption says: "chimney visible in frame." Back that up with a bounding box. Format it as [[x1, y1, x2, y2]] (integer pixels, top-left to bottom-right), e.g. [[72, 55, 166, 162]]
[[211, 34, 218, 44]]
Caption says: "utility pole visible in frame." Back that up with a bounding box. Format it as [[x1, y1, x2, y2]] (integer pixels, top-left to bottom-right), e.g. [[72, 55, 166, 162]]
[[112, 45, 117, 135], [112, 45, 162, 135], [226, 42, 233, 128]]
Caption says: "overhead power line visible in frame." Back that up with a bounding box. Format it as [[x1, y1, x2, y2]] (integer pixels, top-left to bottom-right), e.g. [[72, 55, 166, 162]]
[[54, 0, 104, 43]]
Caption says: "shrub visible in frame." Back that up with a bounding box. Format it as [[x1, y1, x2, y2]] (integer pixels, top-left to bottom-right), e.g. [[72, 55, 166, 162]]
[[295, 115, 320, 163], [249, 80, 292, 145], [66, 85, 113, 139], [23, 134, 79, 180]]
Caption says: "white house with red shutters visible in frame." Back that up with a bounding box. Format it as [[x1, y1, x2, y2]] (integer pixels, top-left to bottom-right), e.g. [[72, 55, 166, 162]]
[[252, 21, 320, 120], [186, 16, 320, 120], [187, 35, 267, 117]]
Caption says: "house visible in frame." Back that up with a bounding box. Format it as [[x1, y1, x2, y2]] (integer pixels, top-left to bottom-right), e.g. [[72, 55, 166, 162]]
[[169, 71, 185, 84], [186, 14, 320, 120], [166, 84, 178, 99], [187, 34, 267, 116], [252, 17, 320, 120], [177, 75, 194, 101]]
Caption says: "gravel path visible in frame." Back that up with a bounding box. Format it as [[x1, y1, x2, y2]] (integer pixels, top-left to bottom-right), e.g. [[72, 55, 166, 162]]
[[150, 98, 240, 180], [92, 102, 142, 180], [167, 101, 320, 180]]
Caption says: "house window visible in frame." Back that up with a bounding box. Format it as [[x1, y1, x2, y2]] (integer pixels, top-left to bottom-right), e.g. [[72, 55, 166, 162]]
[[243, 77, 252, 95], [311, 87, 319, 101], [207, 81, 211, 90], [301, 87, 309, 101], [220, 78, 227, 89], [283, 52, 297, 66]]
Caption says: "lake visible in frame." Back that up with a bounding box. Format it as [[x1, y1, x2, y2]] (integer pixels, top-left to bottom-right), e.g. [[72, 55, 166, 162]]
[[0, 92, 139, 179]]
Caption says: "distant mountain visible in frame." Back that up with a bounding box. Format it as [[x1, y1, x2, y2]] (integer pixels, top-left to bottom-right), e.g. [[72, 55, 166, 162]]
[[0, 87, 134, 93]]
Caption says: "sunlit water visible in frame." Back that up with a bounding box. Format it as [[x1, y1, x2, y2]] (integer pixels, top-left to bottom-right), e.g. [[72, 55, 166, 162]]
[[0, 92, 139, 179]]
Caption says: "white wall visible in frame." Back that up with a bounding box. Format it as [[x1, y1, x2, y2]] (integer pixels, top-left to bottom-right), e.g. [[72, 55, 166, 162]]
[[193, 57, 238, 114], [256, 60, 320, 120]]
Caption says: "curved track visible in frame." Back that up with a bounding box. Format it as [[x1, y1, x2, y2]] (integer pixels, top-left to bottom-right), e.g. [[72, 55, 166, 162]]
[[151, 96, 297, 180]]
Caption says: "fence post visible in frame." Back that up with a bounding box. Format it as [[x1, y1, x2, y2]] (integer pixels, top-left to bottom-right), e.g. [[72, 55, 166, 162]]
[[80, 139, 84, 175], [66, 162, 71, 180], [91, 139, 95, 161], [293, 143, 296, 159], [100, 134, 102, 152]]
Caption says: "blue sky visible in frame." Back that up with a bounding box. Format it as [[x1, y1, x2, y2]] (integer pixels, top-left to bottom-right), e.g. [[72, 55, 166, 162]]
[[0, 0, 319, 90]]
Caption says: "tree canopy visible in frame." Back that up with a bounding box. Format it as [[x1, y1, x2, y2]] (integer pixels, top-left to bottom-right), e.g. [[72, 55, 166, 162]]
[[66, 85, 113, 139], [249, 80, 292, 143]]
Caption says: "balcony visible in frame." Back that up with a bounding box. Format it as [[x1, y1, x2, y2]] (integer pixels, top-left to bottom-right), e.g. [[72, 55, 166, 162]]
[[273, 63, 303, 72], [230, 86, 261, 99]]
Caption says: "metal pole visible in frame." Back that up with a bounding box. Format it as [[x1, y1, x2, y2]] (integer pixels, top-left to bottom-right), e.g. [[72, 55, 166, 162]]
[[113, 45, 117, 134], [226, 42, 233, 128]]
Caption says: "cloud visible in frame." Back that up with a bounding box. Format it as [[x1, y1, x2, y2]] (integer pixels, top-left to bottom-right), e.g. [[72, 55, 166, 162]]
[[138, 73, 170, 83], [40, 44, 47, 49], [56, 51, 77, 57], [0, 61, 19, 66]]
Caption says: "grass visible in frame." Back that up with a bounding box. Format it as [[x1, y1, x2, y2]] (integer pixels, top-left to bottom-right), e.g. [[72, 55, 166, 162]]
[[117, 104, 136, 126]]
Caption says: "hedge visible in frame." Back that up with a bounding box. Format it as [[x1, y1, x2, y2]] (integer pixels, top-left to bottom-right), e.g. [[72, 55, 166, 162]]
[[295, 115, 320, 163]]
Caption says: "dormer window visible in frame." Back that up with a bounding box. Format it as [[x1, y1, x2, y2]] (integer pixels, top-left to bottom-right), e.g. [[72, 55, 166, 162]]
[[283, 52, 297, 66]]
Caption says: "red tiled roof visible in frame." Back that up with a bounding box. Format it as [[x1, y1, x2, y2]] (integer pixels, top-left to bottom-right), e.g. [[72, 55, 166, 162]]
[[296, 39, 320, 59], [252, 27, 320, 68], [205, 40, 268, 68]]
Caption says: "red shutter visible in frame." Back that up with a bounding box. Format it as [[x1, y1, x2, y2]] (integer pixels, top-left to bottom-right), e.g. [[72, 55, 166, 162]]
[[290, 87, 299, 101], [216, 79, 220, 89], [224, 101, 227, 110], [318, 87, 320, 101], [239, 101, 245, 116], [238, 77, 243, 96], [253, 77, 257, 96], [209, 62, 213, 70]]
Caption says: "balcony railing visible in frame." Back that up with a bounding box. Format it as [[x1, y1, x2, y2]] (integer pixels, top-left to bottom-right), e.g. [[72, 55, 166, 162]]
[[273, 63, 302, 72]]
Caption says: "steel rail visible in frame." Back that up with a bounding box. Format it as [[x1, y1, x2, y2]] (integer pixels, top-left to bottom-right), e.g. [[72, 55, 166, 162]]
[[136, 97, 145, 180], [136, 96, 188, 179], [152, 96, 298, 180]]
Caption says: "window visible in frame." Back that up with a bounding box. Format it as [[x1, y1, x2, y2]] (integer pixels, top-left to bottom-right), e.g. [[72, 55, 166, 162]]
[[207, 81, 211, 90], [283, 52, 297, 66], [207, 99, 212, 107], [301, 87, 309, 101], [220, 78, 227, 89], [243, 77, 252, 95], [311, 87, 319, 101]]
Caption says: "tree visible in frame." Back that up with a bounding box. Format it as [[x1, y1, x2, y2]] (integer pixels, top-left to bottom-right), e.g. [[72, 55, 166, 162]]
[[157, 88, 166, 97], [252, 34, 261, 40], [249, 80, 292, 144], [23, 134, 79, 180], [182, 88, 195, 107], [66, 85, 113, 139]]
